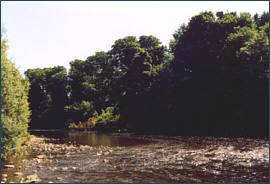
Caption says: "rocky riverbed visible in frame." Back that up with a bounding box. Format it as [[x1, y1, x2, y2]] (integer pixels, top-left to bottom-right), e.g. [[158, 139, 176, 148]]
[[1, 133, 269, 183]]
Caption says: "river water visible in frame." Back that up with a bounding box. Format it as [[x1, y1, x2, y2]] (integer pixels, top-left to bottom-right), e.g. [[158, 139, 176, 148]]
[[1, 130, 269, 183]]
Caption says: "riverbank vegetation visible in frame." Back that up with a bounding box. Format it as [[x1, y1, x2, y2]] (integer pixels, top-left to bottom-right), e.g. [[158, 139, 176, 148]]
[[1, 27, 31, 157], [23, 11, 268, 137]]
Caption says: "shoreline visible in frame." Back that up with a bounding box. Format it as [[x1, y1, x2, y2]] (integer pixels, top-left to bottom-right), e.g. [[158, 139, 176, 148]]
[[28, 129, 269, 140]]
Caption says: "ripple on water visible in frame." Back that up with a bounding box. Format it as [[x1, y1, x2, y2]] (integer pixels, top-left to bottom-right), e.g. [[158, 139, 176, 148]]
[[1, 134, 269, 183]]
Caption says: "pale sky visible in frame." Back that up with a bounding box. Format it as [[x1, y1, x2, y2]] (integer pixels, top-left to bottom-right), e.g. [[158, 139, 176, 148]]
[[1, 1, 269, 75]]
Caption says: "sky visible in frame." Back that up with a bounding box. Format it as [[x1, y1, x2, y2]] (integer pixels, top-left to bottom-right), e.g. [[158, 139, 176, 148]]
[[1, 1, 269, 75]]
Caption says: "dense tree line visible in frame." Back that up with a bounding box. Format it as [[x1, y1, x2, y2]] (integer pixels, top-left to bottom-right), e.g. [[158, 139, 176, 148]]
[[25, 11, 268, 137], [1, 27, 31, 157], [169, 11, 269, 136]]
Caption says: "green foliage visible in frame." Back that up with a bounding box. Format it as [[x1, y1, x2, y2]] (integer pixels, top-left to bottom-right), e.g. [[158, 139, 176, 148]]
[[225, 24, 269, 77], [1, 114, 28, 156], [87, 117, 97, 128], [64, 101, 94, 123], [67, 106, 119, 130], [254, 11, 269, 27], [68, 122, 77, 129], [69, 52, 116, 110], [237, 12, 253, 28], [1, 27, 31, 156], [239, 27, 269, 62], [93, 107, 120, 130], [25, 66, 68, 128], [168, 11, 268, 136], [169, 23, 188, 53], [77, 121, 83, 128], [24, 11, 268, 137]]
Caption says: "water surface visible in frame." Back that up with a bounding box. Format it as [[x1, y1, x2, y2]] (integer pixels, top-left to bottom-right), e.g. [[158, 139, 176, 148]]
[[1, 131, 269, 183]]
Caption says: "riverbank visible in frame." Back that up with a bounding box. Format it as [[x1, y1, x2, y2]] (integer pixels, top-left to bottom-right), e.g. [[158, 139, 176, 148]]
[[28, 128, 269, 140], [1, 132, 269, 183], [29, 128, 128, 133], [1, 136, 46, 183]]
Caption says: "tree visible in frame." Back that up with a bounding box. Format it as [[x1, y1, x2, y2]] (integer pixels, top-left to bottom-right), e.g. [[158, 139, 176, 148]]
[[109, 36, 141, 74], [108, 35, 171, 132], [224, 23, 269, 136], [22, 11, 268, 137], [66, 51, 119, 125], [255, 11, 269, 27], [1, 27, 31, 156], [68, 52, 116, 111], [25, 66, 68, 129], [169, 23, 188, 54], [24, 68, 51, 128], [168, 11, 269, 136], [64, 101, 94, 124], [68, 59, 89, 103]]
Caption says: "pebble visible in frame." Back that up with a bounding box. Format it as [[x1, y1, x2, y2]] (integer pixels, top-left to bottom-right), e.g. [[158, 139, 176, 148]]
[[1, 174, 7, 177], [56, 177, 63, 180], [205, 153, 215, 157], [25, 179, 39, 183], [3, 165, 15, 168], [36, 155, 46, 159], [48, 167, 54, 171], [14, 172, 23, 176], [26, 174, 39, 183]]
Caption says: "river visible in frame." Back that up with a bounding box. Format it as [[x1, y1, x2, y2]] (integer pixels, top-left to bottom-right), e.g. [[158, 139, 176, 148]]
[[1, 130, 269, 183]]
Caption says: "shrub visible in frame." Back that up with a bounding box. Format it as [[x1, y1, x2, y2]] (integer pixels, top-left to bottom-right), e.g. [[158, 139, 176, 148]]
[[1, 114, 30, 157], [1, 27, 31, 157], [78, 121, 83, 128], [87, 117, 96, 128], [68, 122, 77, 129], [93, 106, 120, 130]]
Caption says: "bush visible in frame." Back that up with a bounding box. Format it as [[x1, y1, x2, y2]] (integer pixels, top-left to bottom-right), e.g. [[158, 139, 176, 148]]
[[78, 121, 83, 128], [1, 114, 30, 157], [87, 117, 96, 128], [93, 106, 120, 130], [68, 122, 77, 129], [64, 101, 94, 123], [1, 27, 31, 157]]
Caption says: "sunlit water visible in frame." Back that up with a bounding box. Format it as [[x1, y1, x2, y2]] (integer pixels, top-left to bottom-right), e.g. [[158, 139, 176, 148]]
[[1, 130, 269, 183]]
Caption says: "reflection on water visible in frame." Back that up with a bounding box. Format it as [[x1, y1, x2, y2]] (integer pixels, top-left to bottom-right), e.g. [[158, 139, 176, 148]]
[[1, 131, 269, 183], [31, 130, 151, 147], [67, 132, 121, 146]]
